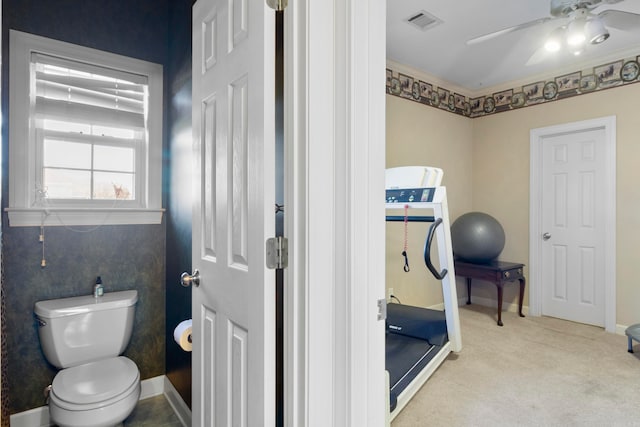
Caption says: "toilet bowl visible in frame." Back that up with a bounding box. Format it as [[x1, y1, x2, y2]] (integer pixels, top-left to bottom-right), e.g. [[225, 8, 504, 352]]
[[48, 357, 141, 427], [34, 290, 140, 427]]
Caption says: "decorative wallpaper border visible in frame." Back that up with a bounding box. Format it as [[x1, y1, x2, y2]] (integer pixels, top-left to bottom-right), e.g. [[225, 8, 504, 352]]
[[386, 54, 640, 118]]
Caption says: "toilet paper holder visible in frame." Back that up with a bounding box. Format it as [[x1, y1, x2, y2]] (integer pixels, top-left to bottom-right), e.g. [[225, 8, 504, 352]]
[[174, 319, 193, 352]]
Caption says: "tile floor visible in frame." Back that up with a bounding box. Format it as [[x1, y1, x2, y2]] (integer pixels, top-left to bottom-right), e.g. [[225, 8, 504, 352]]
[[123, 395, 185, 427]]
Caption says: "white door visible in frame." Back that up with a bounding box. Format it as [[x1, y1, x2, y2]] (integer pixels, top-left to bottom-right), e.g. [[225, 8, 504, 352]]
[[191, 0, 275, 425], [540, 128, 607, 327]]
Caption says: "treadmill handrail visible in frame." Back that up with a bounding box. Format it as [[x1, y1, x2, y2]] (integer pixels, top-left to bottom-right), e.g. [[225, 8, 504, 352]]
[[385, 215, 435, 222], [424, 218, 448, 280]]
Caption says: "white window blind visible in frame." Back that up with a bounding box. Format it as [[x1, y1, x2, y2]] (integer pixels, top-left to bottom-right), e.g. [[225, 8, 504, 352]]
[[32, 53, 148, 203]]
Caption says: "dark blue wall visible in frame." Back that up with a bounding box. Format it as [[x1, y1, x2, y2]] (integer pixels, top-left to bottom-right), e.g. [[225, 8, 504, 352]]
[[166, 0, 194, 408], [1, 0, 193, 414]]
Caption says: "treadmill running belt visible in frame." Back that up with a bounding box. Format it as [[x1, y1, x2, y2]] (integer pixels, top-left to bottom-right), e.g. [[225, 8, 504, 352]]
[[386, 332, 441, 399]]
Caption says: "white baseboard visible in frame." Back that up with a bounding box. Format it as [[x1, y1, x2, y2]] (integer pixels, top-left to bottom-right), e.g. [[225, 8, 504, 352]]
[[428, 296, 529, 316], [9, 406, 49, 427], [140, 375, 165, 399], [427, 302, 445, 310], [9, 375, 191, 427], [164, 376, 192, 427], [617, 324, 631, 336], [460, 295, 530, 316], [461, 295, 631, 337]]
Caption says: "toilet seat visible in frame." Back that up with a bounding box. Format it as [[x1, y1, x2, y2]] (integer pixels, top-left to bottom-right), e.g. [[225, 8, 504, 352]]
[[51, 356, 140, 410]]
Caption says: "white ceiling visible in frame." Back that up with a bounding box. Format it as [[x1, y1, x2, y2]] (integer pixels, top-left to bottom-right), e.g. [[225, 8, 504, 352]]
[[387, 0, 640, 94]]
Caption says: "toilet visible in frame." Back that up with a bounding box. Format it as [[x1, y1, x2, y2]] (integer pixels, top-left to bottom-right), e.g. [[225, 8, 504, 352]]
[[34, 290, 141, 427]]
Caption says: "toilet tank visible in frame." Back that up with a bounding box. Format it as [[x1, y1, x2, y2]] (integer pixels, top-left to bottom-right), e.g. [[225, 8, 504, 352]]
[[34, 290, 138, 369]]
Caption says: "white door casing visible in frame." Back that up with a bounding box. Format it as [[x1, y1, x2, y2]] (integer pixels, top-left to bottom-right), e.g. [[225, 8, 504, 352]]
[[530, 116, 616, 332], [191, 0, 275, 425], [283, 0, 387, 425]]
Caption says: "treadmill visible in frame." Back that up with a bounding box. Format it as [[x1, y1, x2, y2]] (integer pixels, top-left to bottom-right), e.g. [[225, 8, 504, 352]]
[[385, 173, 462, 420]]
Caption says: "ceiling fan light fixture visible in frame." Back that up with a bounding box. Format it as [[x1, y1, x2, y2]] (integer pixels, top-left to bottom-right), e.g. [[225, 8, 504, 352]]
[[544, 39, 562, 52], [585, 17, 610, 44], [544, 28, 564, 52], [566, 19, 586, 46]]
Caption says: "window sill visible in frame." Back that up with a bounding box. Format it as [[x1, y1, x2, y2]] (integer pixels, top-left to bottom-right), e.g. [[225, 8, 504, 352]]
[[5, 208, 165, 227]]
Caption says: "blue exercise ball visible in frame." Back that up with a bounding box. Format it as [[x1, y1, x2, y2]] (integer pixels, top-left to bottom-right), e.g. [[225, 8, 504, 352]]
[[451, 212, 505, 263]]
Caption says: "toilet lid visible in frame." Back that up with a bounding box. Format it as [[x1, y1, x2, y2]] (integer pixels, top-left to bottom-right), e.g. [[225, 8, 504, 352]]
[[52, 356, 139, 405]]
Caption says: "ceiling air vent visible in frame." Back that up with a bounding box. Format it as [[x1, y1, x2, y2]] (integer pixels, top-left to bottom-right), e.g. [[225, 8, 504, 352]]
[[405, 10, 442, 32]]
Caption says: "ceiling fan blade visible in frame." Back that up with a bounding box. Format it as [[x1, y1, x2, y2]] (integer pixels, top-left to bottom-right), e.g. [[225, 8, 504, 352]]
[[466, 17, 554, 45], [598, 9, 640, 31]]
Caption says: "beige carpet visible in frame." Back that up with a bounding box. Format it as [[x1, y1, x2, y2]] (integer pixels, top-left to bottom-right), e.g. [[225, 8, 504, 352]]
[[391, 305, 640, 427]]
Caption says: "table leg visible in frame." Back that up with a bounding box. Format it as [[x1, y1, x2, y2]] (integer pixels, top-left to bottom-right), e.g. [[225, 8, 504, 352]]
[[518, 278, 526, 318], [466, 278, 472, 305], [495, 283, 504, 326]]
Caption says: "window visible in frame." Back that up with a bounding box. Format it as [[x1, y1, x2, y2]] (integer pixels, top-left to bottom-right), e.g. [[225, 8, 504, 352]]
[[7, 30, 163, 226]]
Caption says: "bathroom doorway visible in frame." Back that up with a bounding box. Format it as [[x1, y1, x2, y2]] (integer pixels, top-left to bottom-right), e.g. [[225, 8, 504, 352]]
[[189, 0, 387, 424]]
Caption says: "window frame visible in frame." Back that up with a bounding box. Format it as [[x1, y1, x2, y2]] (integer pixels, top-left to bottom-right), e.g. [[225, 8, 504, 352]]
[[7, 30, 164, 226]]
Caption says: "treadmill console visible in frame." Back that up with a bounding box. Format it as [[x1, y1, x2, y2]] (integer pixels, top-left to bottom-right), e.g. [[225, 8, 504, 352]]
[[386, 187, 435, 204]]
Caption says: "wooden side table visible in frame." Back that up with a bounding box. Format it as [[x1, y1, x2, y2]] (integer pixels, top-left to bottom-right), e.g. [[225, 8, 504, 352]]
[[454, 260, 526, 326]]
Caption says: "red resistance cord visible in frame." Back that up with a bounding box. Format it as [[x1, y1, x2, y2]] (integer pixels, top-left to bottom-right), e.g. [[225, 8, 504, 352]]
[[402, 204, 410, 272]]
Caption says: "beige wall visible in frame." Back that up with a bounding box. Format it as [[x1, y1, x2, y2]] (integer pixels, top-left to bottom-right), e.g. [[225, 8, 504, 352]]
[[386, 94, 473, 308], [473, 83, 640, 327], [386, 81, 640, 328]]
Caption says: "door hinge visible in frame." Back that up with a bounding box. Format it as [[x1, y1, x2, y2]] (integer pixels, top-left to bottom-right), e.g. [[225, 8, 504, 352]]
[[266, 236, 288, 269], [377, 298, 387, 321], [266, 0, 287, 11]]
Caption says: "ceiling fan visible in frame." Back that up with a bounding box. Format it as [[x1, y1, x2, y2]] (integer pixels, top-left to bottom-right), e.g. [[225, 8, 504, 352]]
[[467, 0, 640, 62]]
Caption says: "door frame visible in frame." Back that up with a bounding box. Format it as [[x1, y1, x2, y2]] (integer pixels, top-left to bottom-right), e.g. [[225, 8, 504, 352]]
[[529, 116, 617, 332], [284, 0, 387, 425]]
